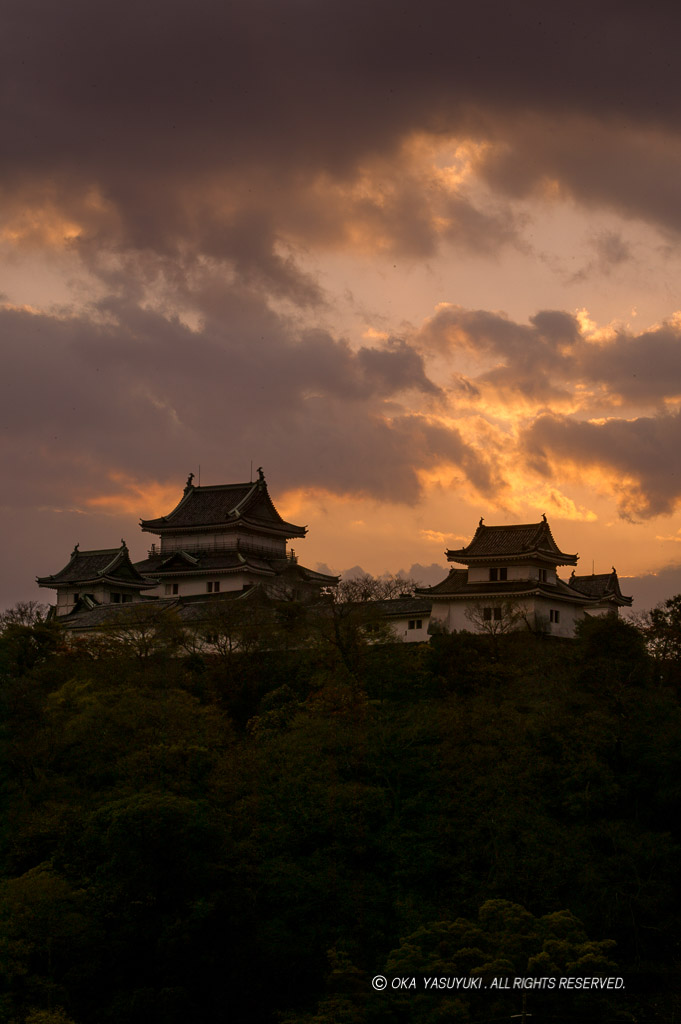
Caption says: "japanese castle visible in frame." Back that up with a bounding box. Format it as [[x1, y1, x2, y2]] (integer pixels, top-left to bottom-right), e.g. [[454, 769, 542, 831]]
[[37, 474, 631, 639], [37, 470, 337, 625], [418, 516, 631, 638]]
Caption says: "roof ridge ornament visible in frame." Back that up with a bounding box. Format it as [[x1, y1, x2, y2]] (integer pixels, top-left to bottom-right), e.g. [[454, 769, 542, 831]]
[[184, 472, 195, 494], [71, 543, 79, 556], [542, 512, 547, 522], [257, 466, 265, 484]]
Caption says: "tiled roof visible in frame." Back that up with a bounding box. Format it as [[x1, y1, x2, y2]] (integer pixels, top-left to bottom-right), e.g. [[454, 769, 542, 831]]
[[419, 572, 596, 604], [55, 584, 279, 632], [38, 543, 153, 590], [446, 519, 577, 565], [135, 549, 276, 577], [140, 477, 306, 537], [268, 558, 339, 585], [569, 570, 632, 606], [369, 597, 432, 618], [55, 597, 179, 630], [416, 569, 468, 596]]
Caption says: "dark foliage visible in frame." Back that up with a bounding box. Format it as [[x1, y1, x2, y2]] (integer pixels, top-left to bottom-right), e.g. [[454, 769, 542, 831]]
[[1, 610, 680, 1023]]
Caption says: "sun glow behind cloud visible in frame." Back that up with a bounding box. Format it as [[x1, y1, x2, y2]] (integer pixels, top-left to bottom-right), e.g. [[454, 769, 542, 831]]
[[6, 0, 681, 610], [85, 475, 183, 519]]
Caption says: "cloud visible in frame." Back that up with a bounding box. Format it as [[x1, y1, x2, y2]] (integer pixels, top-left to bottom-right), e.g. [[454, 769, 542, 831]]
[[569, 230, 633, 283], [3, 0, 681, 300], [416, 305, 681, 411], [1, 298, 499, 513], [5, 0, 681, 607], [521, 410, 681, 519]]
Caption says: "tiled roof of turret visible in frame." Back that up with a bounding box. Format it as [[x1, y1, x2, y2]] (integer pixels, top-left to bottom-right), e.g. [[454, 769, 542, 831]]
[[568, 569, 632, 606], [417, 569, 595, 603], [268, 558, 339, 586], [416, 569, 468, 596], [140, 471, 306, 537], [446, 518, 578, 566], [37, 543, 154, 590], [135, 549, 278, 577]]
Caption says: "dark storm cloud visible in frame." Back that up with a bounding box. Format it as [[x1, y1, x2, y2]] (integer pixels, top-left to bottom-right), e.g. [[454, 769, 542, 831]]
[[475, 117, 681, 236], [4, 0, 681, 546], [1, 301, 494, 507], [3, 0, 681, 278]]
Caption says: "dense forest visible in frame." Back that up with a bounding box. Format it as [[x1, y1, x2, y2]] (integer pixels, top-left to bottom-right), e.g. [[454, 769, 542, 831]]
[[2, 598, 681, 1024]]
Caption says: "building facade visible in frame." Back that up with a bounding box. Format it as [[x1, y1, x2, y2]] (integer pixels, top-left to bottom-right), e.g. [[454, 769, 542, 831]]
[[38, 470, 337, 625], [37, 489, 631, 642], [418, 517, 632, 637], [37, 542, 156, 617], [134, 470, 337, 600]]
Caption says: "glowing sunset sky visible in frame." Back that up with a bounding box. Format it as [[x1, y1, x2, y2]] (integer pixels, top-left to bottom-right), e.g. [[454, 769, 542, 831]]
[[5, 0, 681, 609]]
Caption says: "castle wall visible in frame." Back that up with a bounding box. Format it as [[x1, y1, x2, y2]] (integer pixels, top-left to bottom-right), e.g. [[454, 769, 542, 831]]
[[144, 571, 255, 598], [430, 595, 584, 637], [467, 564, 558, 584]]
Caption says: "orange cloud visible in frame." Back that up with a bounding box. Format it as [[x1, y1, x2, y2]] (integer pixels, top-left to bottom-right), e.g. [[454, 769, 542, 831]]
[[85, 473, 181, 518]]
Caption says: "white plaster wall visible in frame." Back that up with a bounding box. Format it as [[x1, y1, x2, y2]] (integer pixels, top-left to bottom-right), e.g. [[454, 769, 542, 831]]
[[54, 584, 144, 615], [55, 590, 75, 616], [145, 572, 254, 598], [388, 616, 431, 643], [431, 596, 586, 637]]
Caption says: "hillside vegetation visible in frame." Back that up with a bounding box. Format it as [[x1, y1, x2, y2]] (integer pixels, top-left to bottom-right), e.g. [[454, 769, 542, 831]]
[[1, 607, 680, 1023]]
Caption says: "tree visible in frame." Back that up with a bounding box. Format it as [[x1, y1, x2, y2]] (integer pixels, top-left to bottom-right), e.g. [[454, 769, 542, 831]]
[[0, 601, 49, 631], [633, 595, 681, 685], [95, 604, 185, 661], [337, 573, 419, 602]]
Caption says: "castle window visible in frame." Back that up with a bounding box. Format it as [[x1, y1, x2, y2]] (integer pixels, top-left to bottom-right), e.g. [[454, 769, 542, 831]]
[[550, 609, 560, 623], [539, 569, 548, 582], [408, 619, 423, 630], [207, 581, 221, 593], [165, 583, 179, 595], [484, 607, 502, 621], [111, 593, 121, 603], [489, 568, 507, 581]]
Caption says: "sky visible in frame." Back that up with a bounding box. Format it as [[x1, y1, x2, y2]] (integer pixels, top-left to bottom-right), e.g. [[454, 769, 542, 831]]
[[5, 0, 681, 611]]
